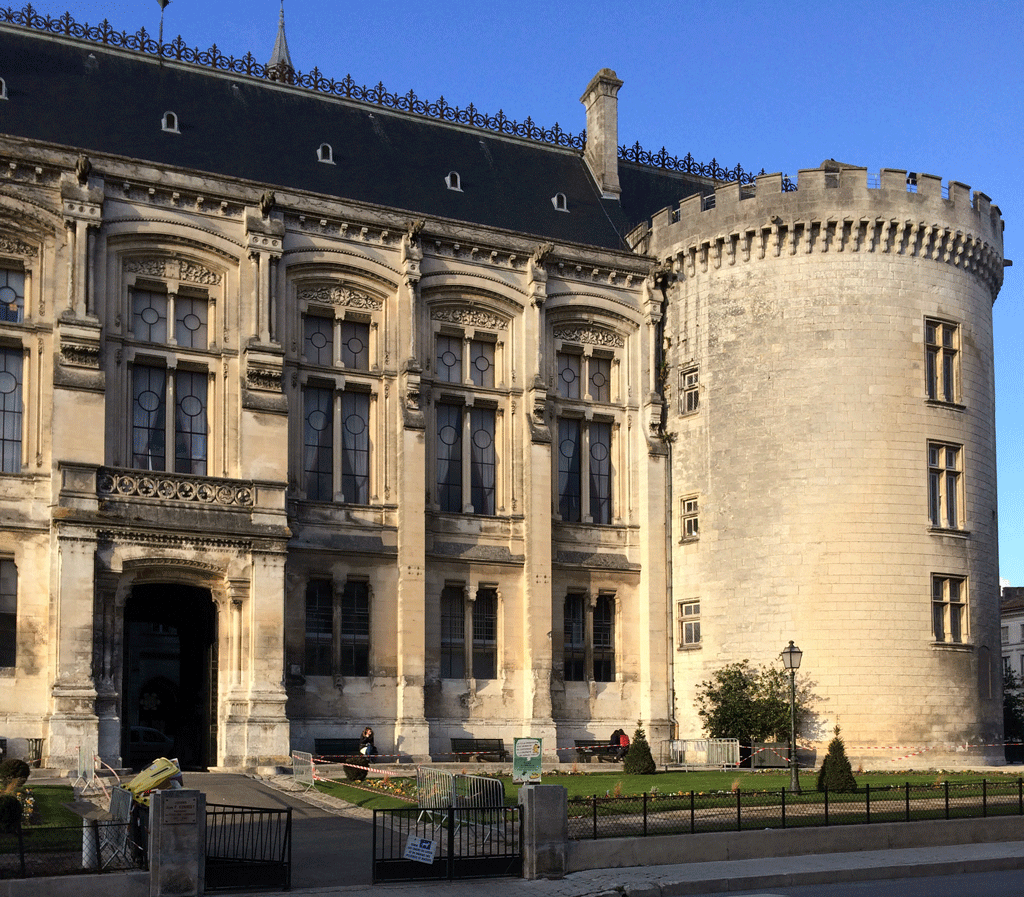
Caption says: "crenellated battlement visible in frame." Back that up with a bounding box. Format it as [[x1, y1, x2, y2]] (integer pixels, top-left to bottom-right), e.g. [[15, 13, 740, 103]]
[[642, 163, 1006, 299]]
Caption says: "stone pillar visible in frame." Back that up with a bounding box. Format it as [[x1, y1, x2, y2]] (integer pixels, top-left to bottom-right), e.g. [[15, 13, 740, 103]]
[[519, 784, 568, 880], [149, 789, 206, 897]]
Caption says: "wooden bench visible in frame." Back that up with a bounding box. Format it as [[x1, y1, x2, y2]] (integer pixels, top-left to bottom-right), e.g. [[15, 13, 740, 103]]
[[450, 738, 509, 763], [313, 737, 362, 759], [573, 739, 620, 763]]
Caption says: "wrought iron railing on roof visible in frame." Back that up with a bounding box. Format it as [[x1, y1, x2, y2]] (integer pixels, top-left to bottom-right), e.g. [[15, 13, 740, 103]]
[[2, 3, 790, 187]]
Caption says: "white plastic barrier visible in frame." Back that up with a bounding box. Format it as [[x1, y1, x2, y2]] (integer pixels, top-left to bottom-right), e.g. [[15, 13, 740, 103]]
[[292, 750, 315, 790]]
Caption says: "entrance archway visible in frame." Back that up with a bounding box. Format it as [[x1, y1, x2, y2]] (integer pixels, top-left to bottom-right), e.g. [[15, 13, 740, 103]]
[[122, 584, 218, 770]]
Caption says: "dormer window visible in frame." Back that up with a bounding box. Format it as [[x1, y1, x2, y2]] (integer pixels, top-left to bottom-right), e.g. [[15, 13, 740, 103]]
[[318, 143, 335, 164], [0, 79, 7, 100], [552, 193, 568, 212], [161, 112, 179, 134], [445, 171, 462, 192]]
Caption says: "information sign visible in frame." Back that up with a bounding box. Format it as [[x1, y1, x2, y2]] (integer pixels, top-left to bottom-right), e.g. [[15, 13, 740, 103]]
[[513, 737, 542, 783]]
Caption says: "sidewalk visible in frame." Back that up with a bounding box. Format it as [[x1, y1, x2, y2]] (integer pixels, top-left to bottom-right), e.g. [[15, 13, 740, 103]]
[[255, 841, 1024, 897]]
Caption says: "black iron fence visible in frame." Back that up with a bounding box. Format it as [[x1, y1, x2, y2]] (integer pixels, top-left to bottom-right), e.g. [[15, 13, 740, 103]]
[[373, 804, 521, 882], [0, 818, 146, 878], [568, 778, 1024, 840], [204, 803, 292, 893]]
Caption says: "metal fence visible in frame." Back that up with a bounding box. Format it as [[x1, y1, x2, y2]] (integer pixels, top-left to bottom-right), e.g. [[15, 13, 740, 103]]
[[568, 778, 1024, 840], [373, 804, 521, 882], [0, 819, 146, 879], [664, 739, 741, 768], [205, 804, 292, 892]]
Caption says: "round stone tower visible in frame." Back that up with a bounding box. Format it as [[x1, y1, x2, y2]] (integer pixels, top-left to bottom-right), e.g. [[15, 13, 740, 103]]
[[647, 163, 1006, 768]]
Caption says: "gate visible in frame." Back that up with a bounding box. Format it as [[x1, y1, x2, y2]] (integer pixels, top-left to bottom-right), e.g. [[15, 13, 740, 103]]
[[372, 804, 521, 882], [205, 804, 292, 892]]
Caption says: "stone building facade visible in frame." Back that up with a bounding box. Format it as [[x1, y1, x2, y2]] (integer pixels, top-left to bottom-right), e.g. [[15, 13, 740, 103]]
[[0, 10, 1007, 769]]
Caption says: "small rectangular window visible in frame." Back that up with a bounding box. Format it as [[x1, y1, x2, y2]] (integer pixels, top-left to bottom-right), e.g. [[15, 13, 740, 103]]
[[131, 288, 168, 343], [557, 352, 581, 399], [932, 574, 967, 644], [678, 600, 701, 646], [174, 294, 208, 349], [436, 335, 462, 383], [589, 356, 611, 402], [304, 315, 334, 367], [469, 339, 495, 388], [681, 496, 699, 540], [341, 320, 370, 370], [681, 368, 699, 414]]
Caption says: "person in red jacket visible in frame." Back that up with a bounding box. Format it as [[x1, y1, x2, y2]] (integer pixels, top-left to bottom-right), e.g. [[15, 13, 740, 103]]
[[611, 728, 629, 760]]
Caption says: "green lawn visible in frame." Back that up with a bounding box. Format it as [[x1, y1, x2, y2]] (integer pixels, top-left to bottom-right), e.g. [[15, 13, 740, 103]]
[[311, 768, 1024, 810], [19, 785, 79, 827]]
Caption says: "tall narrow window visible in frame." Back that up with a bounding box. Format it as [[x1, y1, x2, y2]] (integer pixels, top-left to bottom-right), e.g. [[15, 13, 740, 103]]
[[563, 593, 586, 682], [132, 365, 167, 471], [436, 335, 462, 383], [440, 586, 465, 678], [340, 580, 370, 677], [589, 356, 611, 402], [932, 575, 967, 644], [304, 314, 334, 367], [593, 593, 615, 681], [469, 339, 495, 388], [341, 392, 370, 504], [340, 320, 370, 370], [436, 403, 463, 512], [174, 294, 208, 349], [928, 442, 962, 530], [304, 580, 333, 675], [174, 369, 207, 475], [472, 588, 497, 680], [0, 347, 23, 473], [926, 319, 959, 404], [132, 288, 168, 343], [0, 269, 25, 323], [470, 407, 495, 515], [303, 385, 333, 501], [589, 422, 612, 525], [557, 352, 581, 399], [0, 559, 15, 667], [558, 419, 582, 522]]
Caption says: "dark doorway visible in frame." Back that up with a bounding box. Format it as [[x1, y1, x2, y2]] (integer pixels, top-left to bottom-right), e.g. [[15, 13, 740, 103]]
[[123, 584, 218, 770]]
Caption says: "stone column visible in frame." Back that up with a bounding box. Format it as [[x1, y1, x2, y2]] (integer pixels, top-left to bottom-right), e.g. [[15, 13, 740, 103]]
[[519, 784, 568, 880], [149, 789, 206, 897]]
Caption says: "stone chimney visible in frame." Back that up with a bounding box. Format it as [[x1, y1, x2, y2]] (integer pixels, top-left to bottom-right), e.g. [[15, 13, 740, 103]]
[[580, 69, 623, 200]]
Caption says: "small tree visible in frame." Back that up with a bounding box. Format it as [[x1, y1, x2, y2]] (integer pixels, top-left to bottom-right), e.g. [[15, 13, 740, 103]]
[[695, 661, 795, 745], [623, 721, 657, 775], [816, 725, 857, 793]]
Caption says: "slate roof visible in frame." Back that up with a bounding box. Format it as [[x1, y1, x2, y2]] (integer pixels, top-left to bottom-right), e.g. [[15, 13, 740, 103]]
[[0, 24, 709, 251]]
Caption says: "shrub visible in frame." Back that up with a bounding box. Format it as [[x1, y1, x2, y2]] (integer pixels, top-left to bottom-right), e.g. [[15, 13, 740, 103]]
[[623, 722, 657, 775], [0, 793, 20, 833], [816, 725, 857, 793], [0, 758, 30, 790], [343, 756, 369, 782]]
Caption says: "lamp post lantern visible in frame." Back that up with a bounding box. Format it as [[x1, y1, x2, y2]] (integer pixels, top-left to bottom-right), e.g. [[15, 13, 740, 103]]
[[781, 640, 803, 793]]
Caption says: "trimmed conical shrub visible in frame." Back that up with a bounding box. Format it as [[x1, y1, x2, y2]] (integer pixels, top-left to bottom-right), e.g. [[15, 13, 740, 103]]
[[816, 725, 857, 793], [623, 722, 657, 775]]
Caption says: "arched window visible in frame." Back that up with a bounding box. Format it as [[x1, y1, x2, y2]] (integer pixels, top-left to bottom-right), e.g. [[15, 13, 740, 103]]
[[445, 171, 462, 192], [317, 143, 334, 164], [161, 111, 179, 133], [551, 192, 568, 212]]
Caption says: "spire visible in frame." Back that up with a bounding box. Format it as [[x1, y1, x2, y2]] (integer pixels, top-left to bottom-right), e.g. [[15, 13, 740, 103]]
[[266, 2, 295, 84]]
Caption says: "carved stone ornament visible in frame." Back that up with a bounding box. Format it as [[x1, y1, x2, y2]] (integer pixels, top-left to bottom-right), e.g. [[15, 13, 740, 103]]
[[298, 286, 383, 310], [553, 325, 624, 348], [97, 468, 255, 507], [431, 307, 508, 330], [246, 364, 283, 392], [125, 258, 222, 285], [59, 341, 101, 369], [0, 235, 38, 257]]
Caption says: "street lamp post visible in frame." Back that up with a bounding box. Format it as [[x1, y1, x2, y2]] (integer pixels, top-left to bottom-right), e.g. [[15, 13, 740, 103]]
[[781, 640, 803, 793]]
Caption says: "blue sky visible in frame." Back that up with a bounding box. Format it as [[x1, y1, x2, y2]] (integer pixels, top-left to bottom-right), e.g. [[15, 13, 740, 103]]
[[19, 0, 1024, 582]]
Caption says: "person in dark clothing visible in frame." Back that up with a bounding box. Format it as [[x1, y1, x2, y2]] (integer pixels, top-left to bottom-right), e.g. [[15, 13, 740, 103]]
[[359, 726, 377, 756]]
